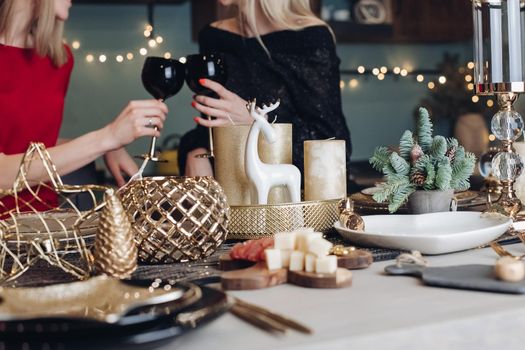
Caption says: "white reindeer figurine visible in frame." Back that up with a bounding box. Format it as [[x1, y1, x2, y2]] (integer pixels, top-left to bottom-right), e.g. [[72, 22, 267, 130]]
[[245, 99, 301, 205]]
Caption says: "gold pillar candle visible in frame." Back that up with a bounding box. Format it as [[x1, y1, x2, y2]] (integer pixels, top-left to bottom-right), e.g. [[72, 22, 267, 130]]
[[214, 124, 293, 205], [304, 140, 347, 201]]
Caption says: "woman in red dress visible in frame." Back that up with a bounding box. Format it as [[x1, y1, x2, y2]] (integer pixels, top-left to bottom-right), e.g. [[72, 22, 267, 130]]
[[0, 0, 168, 211]]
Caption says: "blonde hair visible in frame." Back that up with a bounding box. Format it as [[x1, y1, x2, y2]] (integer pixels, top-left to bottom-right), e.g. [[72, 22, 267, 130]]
[[0, 0, 67, 67], [234, 0, 333, 54]]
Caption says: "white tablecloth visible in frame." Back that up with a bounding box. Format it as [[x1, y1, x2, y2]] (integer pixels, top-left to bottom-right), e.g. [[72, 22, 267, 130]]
[[166, 244, 525, 350]]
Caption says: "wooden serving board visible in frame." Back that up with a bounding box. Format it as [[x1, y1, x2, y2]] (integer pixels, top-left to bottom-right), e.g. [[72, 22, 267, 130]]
[[221, 264, 352, 290], [219, 250, 373, 272], [288, 269, 352, 289], [220, 259, 354, 291], [221, 263, 288, 290], [337, 250, 373, 269]]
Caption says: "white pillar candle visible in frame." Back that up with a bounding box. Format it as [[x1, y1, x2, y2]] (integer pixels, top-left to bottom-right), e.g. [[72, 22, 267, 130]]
[[490, 1, 503, 82], [508, 0, 523, 81], [521, 2, 525, 68], [304, 140, 346, 201], [473, 2, 484, 83]]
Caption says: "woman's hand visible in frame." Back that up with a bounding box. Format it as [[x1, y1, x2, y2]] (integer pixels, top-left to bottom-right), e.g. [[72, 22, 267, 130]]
[[191, 79, 252, 126], [104, 100, 168, 150], [104, 148, 139, 187]]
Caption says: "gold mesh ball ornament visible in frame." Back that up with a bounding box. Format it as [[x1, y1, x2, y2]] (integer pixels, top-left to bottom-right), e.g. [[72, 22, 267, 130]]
[[119, 176, 229, 264]]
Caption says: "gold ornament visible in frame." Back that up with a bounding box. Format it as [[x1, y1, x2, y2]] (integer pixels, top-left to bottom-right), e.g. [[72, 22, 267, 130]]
[[338, 197, 365, 231], [119, 176, 229, 264], [330, 245, 356, 256], [0, 143, 107, 284], [93, 189, 138, 279], [494, 256, 525, 282]]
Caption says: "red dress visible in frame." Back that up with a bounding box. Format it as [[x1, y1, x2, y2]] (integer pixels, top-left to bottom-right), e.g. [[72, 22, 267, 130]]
[[0, 44, 74, 213]]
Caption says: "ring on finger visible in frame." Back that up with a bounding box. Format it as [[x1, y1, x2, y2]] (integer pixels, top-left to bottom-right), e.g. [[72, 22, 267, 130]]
[[148, 118, 153, 127]]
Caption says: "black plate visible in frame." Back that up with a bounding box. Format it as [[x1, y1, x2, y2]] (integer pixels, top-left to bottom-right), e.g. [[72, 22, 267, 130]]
[[0, 285, 230, 349]]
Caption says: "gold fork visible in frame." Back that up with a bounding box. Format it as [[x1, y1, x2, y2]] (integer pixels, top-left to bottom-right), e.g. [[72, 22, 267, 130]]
[[490, 240, 525, 260]]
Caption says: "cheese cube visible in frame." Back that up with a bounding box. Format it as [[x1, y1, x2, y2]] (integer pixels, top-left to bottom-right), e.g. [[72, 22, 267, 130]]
[[296, 231, 322, 252], [315, 255, 338, 274], [274, 231, 296, 250], [308, 237, 333, 257], [265, 249, 282, 270], [289, 251, 305, 271], [281, 250, 292, 268], [305, 253, 316, 273]]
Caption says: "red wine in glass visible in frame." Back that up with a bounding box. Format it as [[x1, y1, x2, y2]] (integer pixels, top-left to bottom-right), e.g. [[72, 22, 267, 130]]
[[185, 53, 227, 157], [138, 56, 185, 161]]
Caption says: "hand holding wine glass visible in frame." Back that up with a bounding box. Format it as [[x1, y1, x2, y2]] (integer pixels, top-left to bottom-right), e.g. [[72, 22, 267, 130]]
[[191, 78, 253, 127], [138, 56, 185, 161], [185, 53, 227, 158]]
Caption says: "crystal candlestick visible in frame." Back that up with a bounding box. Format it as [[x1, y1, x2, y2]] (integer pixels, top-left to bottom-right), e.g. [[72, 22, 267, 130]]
[[472, 0, 525, 217], [488, 93, 524, 216]]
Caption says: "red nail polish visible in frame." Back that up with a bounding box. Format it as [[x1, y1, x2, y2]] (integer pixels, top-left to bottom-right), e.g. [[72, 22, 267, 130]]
[[193, 117, 199, 123], [199, 78, 206, 86], [191, 101, 197, 108]]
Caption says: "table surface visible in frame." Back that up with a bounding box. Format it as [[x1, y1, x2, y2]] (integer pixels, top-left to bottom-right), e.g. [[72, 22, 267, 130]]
[[163, 243, 525, 350]]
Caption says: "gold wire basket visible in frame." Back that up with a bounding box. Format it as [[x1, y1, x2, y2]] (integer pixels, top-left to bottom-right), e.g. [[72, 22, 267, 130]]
[[227, 199, 340, 240], [120, 176, 230, 264]]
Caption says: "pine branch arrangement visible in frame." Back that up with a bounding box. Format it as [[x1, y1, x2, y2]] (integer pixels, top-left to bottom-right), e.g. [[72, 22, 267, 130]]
[[369, 107, 476, 213]]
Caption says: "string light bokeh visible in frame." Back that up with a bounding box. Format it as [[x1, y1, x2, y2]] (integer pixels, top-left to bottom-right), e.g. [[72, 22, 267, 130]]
[[336, 62, 495, 108], [67, 23, 496, 140], [67, 23, 185, 66]]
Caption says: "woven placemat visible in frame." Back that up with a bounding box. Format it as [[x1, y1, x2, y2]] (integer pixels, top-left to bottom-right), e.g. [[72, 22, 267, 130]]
[[8, 231, 520, 288]]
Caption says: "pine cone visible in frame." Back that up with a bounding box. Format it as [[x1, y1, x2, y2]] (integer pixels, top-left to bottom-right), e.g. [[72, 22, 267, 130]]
[[411, 171, 426, 186], [410, 144, 424, 164], [93, 189, 138, 279], [446, 146, 456, 162]]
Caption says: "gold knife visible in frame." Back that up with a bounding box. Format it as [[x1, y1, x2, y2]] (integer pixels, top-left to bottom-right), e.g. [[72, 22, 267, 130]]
[[234, 298, 313, 334], [230, 302, 287, 334]]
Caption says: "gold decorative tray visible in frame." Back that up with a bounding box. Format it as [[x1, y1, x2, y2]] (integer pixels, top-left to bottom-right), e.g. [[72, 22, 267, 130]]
[[227, 199, 339, 240]]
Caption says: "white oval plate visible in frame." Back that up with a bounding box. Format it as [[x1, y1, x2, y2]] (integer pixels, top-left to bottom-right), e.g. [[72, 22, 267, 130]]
[[334, 211, 512, 255]]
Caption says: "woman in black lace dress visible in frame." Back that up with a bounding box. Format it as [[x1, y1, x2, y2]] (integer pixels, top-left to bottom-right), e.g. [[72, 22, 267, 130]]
[[179, 0, 352, 188]]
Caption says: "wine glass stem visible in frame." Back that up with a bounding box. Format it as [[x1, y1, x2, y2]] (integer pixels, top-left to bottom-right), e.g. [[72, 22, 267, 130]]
[[148, 127, 159, 158], [207, 115, 214, 157]]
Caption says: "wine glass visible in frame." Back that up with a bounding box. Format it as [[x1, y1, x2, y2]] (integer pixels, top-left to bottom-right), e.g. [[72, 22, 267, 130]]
[[185, 53, 227, 158], [138, 56, 185, 162]]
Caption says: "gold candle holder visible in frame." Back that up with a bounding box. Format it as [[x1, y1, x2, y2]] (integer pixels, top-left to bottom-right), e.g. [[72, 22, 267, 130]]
[[214, 124, 293, 205]]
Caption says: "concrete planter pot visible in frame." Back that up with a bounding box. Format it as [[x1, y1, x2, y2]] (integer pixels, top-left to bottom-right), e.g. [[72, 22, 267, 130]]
[[407, 189, 455, 214]]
